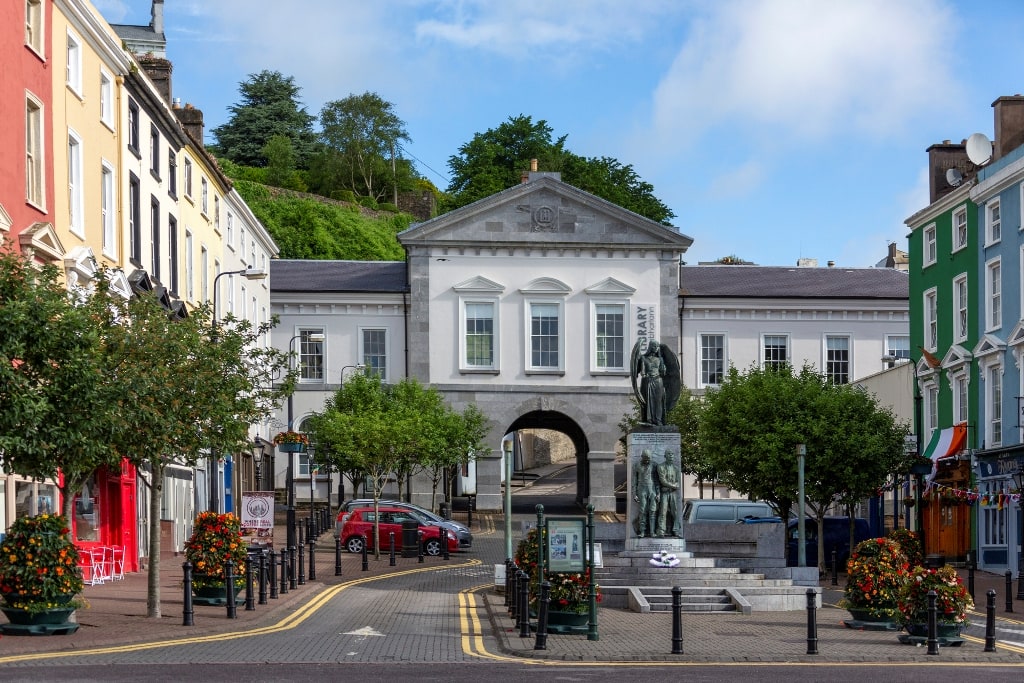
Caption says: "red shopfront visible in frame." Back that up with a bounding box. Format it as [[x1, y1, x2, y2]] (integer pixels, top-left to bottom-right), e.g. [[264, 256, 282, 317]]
[[71, 459, 139, 573]]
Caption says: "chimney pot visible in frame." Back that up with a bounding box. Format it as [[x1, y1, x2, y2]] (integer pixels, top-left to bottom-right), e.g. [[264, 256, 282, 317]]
[[827, 260, 835, 268], [530, 158, 538, 172]]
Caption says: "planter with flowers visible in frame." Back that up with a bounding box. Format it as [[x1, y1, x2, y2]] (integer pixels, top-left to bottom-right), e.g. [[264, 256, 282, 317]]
[[839, 537, 907, 630], [274, 430, 309, 453], [184, 511, 248, 605], [886, 528, 924, 568], [897, 564, 973, 644], [514, 528, 601, 632], [0, 514, 84, 634]]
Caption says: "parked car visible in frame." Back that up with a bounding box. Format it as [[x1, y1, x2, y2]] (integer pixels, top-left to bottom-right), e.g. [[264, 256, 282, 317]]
[[338, 507, 458, 556], [680, 499, 774, 524], [337, 499, 472, 549], [786, 516, 871, 568]]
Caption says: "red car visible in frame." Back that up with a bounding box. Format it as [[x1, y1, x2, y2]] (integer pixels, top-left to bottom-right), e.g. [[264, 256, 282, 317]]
[[338, 507, 458, 556]]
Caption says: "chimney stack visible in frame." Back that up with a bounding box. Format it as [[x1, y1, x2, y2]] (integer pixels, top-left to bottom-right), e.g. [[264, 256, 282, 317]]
[[925, 140, 973, 203], [151, 0, 164, 36], [137, 55, 172, 105], [175, 104, 204, 146], [993, 95, 1024, 162]]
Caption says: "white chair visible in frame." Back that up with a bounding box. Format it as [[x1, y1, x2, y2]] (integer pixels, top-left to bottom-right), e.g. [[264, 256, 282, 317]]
[[79, 548, 106, 586], [109, 545, 125, 580]]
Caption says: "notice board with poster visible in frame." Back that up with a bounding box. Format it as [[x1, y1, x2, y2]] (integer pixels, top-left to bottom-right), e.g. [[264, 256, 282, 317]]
[[240, 491, 275, 549]]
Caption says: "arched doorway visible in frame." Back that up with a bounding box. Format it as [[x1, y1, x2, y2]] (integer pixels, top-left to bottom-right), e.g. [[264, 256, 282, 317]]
[[507, 411, 591, 505]]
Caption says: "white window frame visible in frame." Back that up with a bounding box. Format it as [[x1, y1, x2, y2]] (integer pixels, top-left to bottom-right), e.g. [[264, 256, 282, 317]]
[[459, 297, 499, 372], [200, 246, 209, 302], [185, 229, 194, 302], [99, 70, 114, 129], [183, 158, 193, 198], [25, 92, 45, 209], [66, 29, 82, 96], [952, 371, 968, 427], [214, 195, 220, 233], [240, 228, 246, 259], [924, 287, 938, 350], [762, 333, 789, 370], [824, 334, 851, 384], [699, 333, 726, 388], [953, 273, 968, 343], [885, 334, 910, 364], [297, 328, 325, 382], [986, 199, 1002, 246], [923, 223, 937, 266], [986, 257, 1001, 332], [239, 284, 246, 321], [952, 205, 968, 252], [226, 211, 234, 248], [590, 300, 627, 372], [525, 299, 564, 373], [100, 161, 115, 257], [150, 124, 160, 177], [67, 130, 83, 237], [201, 177, 209, 216], [26, 0, 44, 57], [359, 327, 389, 382], [987, 363, 1002, 448], [923, 381, 938, 441]]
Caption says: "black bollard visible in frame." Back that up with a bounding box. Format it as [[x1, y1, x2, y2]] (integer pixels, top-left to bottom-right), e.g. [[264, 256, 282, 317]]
[[806, 589, 818, 655], [671, 585, 684, 654], [1006, 571, 1014, 612], [418, 531, 425, 563], [389, 532, 396, 567], [985, 589, 997, 652], [926, 590, 938, 655], [258, 551, 268, 605], [269, 549, 278, 599], [225, 559, 237, 619], [467, 496, 473, 529], [504, 559, 513, 608], [298, 540, 305, 585], [968, 552, 976, 603], [279, 548, 289, 594], [534, 580, 551, 651], [289, 545, 297, 589], [361, 535, 369, 571], [244, 554, 255, 611], [182, 561, 194, 626], [510, 568, 520, 621], [308, 536, 317, 581], [830, 549, 838, 586], [518, 569, 530, 638], [1018, 570, 1024, 602], [335, 537, 343, 576]]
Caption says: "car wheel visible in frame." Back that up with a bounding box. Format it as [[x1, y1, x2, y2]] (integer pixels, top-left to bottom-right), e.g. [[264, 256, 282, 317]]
[[424, 538, 442, 556], [345, 535, 365, 554]]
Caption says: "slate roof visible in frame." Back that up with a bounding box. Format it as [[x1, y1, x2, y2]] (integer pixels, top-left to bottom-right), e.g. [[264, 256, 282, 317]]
[[679, 265, 908, 299], [108, 23, 162, 42], [270, 260, 407, 293]]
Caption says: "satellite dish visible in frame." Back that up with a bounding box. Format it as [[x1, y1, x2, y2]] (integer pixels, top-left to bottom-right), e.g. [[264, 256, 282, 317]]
[[946, 168, 963, 187], [966, 132, 993, 165]]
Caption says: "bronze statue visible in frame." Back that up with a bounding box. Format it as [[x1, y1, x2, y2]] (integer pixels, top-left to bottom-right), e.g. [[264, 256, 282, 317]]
[[632, 450, 658, 538], [631, 339, 681, 426], [655, 450, 681, 537]]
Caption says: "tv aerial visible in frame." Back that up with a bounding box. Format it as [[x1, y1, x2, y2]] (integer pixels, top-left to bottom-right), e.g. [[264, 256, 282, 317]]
[[966, 132, 993, 166], [946, 168, 963, 187]]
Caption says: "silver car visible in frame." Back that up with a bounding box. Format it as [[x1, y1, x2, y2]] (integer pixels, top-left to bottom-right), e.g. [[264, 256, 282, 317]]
[[337, 499, 472, 549]]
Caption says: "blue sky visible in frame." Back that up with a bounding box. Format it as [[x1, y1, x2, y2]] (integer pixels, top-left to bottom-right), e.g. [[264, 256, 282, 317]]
[[94, 0, 1024, 267]]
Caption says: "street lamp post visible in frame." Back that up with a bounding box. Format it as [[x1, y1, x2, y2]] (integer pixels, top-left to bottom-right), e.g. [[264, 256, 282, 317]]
[[286, 331, 324, 554], [503, 436, 514, 560], [796, 444, 806, 568], [210, 267, 267, 512], [340, 364, 366, 385], [308, 442, 317, 536], [251, 437, 268, 491]]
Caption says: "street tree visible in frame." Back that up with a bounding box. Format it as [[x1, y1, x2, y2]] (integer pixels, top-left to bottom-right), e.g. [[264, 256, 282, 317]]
[[211, 70, 318, 168], [700, 364, 911, 570]]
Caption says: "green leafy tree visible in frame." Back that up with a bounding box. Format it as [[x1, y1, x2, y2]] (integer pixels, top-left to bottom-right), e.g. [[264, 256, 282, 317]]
[[262, 134, 305, 191], [211, 70, 318, 168], [700, 364, 911, 570]]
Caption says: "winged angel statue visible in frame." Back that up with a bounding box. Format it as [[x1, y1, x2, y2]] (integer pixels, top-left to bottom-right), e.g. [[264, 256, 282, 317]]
[[630, 340, 681, 426]]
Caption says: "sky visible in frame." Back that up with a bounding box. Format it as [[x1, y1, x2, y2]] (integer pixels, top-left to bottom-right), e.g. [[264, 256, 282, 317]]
[[93, 0, 1024, 268]]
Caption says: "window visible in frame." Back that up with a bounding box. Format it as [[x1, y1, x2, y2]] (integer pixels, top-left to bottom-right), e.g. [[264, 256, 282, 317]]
[[953, 374, 968, 426], [240, 228, 246, 258], [987, 259, 1001, 331], [825, 335, 850, 384], [25, 94, 44, 207], [150, 125, 160, 177], [463, 300, 495, 370], [185, 230, 194, 301], [101, 162, 115, 256], [700, 334, 725, 386], [183, 158, 192, 198], [361, 328, 388, 380], [226, 211, 234, 247], [988, 364, 1002, 448], [239, 285, 246, 320], [150, 197, 160, 280], [953, 206, 967, 251], [100, 70, 114, 127], [953, 274, 968, 342], [127, 100, 140, 155], [594, 303, 625, 369], [67, 131, 83, 236], [763, 334, 788, 370], [923, 224, 936, 266], [201, 177, 208, 215], [529, 302, 561, 370], [200, 246, 208, 302], [250, 240, 257, 270], [986, 199, 1002, 245], [980, 480, 1007, 550], [168, 215, 178, 294], [26, 0, 44, 55], [885, 335, 909, 363], [924, 288, 938, 350], [299, 330, 325, 381], [168, 150, 177, 197], [66, 30, 81, 95], [128, 173, 141, 263], [213, 196, 220, 232]]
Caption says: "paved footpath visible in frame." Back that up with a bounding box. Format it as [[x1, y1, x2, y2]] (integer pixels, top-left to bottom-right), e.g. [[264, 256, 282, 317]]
[[0, 515, 1023, 667]]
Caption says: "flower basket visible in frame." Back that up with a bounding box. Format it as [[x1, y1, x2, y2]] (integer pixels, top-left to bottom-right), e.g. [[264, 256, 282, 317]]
[[274, 431, 308, 453], [897, 564, 972, 629], [886, 528, 924, 568], [514, 527, 600, 616], [184, 511, 248, 591], [0, 514, 84, 616], [840, 538, 907, 627], [278, 442, 306, 453]]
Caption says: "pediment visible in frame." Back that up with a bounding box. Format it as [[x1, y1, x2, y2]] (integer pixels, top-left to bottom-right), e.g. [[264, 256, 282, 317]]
[[941, 344, 972, 368], [973, 334, 1005, 359], [18, 222, 64, 263], [108, 270, 132, 299], [398, 175, 693, 250], [0, 202, 11, 232], [519, 277, 572, 295], [452, 275, 505, 293], [584, 277, 636, 295], [1008, 320, 1024, 347], [64, 246, 97, 285]]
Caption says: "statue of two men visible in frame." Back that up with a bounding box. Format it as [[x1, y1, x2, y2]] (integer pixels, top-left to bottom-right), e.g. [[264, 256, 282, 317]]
[[632, 448, 681, 538]]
